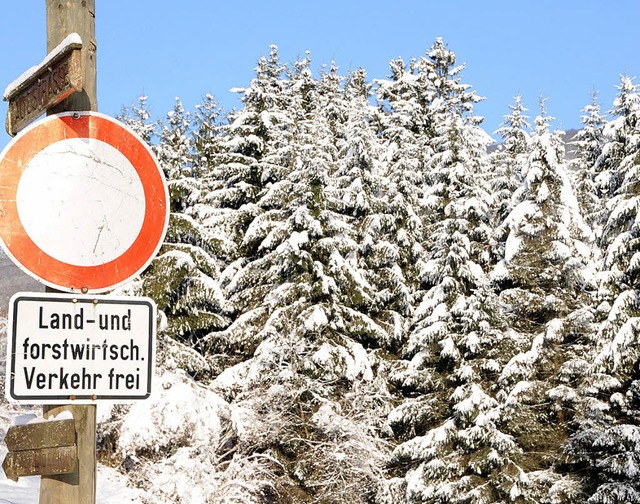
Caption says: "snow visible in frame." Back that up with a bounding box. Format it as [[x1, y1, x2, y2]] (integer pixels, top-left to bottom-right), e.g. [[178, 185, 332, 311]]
[[116, 369, 230, 458], [537, 180, 550, 203], [500, 332, 546, 387], [310, 340, 374, 382], [439, 335, 460, 360], [12, 414, 37, 426], [3, 33, 82, 100], [13, 410, 74, 426], [304, 305, 328, 332], [393, 419, 456, 462], [596, 315, 640, 370]]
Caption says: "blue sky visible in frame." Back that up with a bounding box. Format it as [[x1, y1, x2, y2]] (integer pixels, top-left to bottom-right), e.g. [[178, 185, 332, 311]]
[[1, 1, 639, 150]]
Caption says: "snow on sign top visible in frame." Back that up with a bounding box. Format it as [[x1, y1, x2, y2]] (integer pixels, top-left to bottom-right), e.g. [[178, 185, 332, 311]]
[[3, 33, 82, 101], [0, 112, 169, 293]]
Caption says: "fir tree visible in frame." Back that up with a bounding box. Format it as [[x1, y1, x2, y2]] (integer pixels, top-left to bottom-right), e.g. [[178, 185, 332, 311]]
[[571, 91, 606, 234], [118, 95, 157, 144], [493, 101, 592, 321], [596, 77, 640, 322], [338, 68, 409, 346], [595, 77, 640, 358], [565, 380, 640, 503], [202, 59, 393, 501], [192, 46, 293, 269], [192, 92, 222, 178], [375, 55, 432, 298], [565, 76, 640, 502], [593, 76, 639, 242], [383, 40, 526, 503], [156, 97, 194, 182], [119, 98, 228, 379], [426, 37, 484, 120], [191, 47, 294, 373], [491, 95, 531, 262], [491, 101, 595, 499]]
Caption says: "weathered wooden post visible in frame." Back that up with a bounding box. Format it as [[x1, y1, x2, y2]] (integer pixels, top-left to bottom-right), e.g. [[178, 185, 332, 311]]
[[2, 3, 165, 503], [41, 1, 98, 503], [46, 0, 97, 113]]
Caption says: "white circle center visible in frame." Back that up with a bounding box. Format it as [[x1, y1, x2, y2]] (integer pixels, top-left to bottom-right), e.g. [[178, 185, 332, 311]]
[[17, 138, 146, 266]]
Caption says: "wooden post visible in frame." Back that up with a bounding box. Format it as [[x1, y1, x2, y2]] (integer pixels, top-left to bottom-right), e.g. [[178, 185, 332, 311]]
[[46, 0, 97, 113], [41, 1, 98, 503], [39, 405, 96, 504]]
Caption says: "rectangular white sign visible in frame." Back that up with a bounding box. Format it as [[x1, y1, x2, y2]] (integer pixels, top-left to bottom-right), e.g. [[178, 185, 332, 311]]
[[5, 292, 156, 404]]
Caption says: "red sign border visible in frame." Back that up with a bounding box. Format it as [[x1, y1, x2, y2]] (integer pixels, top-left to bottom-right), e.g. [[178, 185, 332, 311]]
[[0, 112, 169, 293]]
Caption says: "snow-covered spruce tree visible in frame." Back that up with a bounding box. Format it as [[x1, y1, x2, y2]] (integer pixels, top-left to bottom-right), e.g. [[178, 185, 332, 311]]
[[374, 56, 433, 299], [318, 59, 410, 349], [156, 97, 194, 181], [564, 379, 640, 503], [117, 98, 228, 379], [316, 60, 349, 144], [420, 37, 491, 265], [382, 40, 530, 503], [560, 76, 640, 504], [188, 47, 296, 375], [387, 37, 492, 399], [186, 92, 247, 269], [336, 67, 410, 348], [597, 76, 640, 208], [570, 91, 606, 236], [191, 92, 223, 178], [192, 45, 292, 261], [493, 101, 592, 326], [595, 76, 640, 320], [387, 134, 523, 501], [371, 38, 486, 355], [490, 95, 531, 262], [585, 80, 640, 424], [200, 57, 393, 502], [118, 95, 157, 144], [490, 101, 595, 500]]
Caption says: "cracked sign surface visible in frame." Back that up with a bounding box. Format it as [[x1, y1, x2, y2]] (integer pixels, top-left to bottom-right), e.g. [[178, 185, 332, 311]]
[[0, 112, 169, 292]]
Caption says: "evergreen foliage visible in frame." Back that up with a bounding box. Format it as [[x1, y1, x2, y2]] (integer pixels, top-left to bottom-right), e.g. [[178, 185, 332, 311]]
[[571, 91, 606, 235], [491, 95, 531, 261], [97, 41, 640, 503]]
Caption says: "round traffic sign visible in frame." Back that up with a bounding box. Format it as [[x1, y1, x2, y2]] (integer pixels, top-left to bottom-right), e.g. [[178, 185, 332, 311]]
[[0, 112, 169, 293]]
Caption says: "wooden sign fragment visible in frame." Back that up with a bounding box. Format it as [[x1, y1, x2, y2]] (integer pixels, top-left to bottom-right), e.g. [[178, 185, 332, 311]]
[[2, 446, 77, 481], [4, 35, 83, 136], [1, 418, 77, 481], [4, 418, 76, 452]]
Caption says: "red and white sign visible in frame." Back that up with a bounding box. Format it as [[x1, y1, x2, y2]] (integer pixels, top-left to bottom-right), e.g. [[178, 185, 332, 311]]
[[0, 112, 169, 293]]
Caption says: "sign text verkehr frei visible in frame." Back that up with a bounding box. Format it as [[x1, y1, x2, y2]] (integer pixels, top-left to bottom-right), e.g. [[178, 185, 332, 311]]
[[6, 293, 157, 404]]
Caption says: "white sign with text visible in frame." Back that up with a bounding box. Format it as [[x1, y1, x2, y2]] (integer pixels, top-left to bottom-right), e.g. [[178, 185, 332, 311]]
[[5, 292, 156, 404]]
